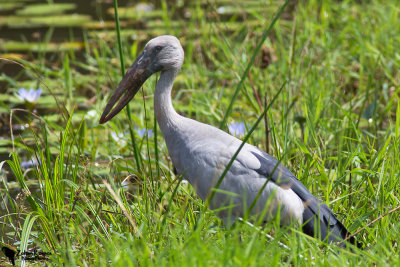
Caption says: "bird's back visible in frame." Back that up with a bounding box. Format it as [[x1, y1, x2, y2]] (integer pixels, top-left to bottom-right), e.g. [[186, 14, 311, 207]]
[[163, 117, 304, 225], [162, 116, 358, 246]]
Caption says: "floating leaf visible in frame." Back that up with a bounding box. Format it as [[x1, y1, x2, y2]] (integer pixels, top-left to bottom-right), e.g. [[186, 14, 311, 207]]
[[107, 6, 162, 20], [16, 3, 76, 16], [0, 41, 84, 52], [0, 53, 25, 60], [0, 14, 92, 28], [0, 3, 22, 12]]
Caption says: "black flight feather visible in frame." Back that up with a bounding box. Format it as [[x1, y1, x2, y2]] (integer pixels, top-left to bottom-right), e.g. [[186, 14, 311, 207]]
[[250, 151, 359, 247]]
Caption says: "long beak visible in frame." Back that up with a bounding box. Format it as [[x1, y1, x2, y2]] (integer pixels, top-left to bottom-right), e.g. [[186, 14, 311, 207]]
[[99, 52, 153, 124]]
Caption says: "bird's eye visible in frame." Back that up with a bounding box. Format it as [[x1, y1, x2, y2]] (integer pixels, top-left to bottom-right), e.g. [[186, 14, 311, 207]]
[[154, 46, 162, 53]]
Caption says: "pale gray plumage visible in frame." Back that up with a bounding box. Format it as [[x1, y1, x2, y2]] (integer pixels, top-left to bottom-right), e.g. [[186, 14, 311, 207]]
[[100, 35, 358, 247]]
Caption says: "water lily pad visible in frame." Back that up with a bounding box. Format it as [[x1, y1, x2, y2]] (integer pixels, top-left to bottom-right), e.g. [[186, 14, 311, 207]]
[[0, 106, 9, 113], [0, 146, 10, 154], [107, 6, 163, 20], [0, 0, 34, 2], [0, 53, 25, 60], [36, 98, 66, 111], [0, 94, 19, 102], [0, 41, 84, 52], [16, 3, 76, 16], [146, 20, 181, 29], [0, 3, 22, 12], [83, 21, 116, 29], [89, 20, 265, 41], [42, 113, 60, 124], [89, 30, 150, 41], [0, 14, 92, 28], [194, 0, 271, 6]]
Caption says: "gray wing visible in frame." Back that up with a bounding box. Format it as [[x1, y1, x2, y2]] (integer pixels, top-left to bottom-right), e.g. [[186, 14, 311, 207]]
[[247, 149, 356, 246]]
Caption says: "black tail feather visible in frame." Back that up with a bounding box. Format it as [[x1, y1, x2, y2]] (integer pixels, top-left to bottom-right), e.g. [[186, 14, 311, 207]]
[[249, 150, 362, 248], [302, 202, 362, 248]]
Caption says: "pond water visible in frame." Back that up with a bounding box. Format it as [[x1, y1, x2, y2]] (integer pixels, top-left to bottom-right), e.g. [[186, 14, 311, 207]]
[[0, 0, 157, 89], [0, 0, 184, 155], [0, 0, 275, 140], [1, 0, 178, 247]]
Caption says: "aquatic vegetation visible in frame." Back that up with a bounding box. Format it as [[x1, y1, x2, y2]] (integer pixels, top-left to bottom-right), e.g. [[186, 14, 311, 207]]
[[0, 41, 84, 52], [111, 131, 128, 146], [1, 0, 400, 265], [0, 14, 92, 28], [16, 3, 76, 16]]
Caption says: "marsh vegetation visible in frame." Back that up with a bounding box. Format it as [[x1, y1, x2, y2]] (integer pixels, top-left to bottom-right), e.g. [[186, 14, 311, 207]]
[[1, 0, 400, 265]]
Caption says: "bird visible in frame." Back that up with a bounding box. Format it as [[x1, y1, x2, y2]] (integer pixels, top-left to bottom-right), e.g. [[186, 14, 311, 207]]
[[100, 35, 358, 247]]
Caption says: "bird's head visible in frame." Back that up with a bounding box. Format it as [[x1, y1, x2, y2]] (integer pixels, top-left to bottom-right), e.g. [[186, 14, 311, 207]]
[[144, 35, 184, 72], [99, 35, 184, 124]]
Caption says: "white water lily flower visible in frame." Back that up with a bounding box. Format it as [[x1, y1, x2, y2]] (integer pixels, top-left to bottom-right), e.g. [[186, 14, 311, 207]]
[[135, 3, 153, 13], [227, 122, 246, 138], [20, 157, 39, 169], [217, 6, 227, 14], [135, 127, 154, 138], [17, 88, 42, 103]]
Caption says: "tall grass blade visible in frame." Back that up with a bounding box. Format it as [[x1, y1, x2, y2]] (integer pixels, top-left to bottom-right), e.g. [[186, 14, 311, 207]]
[[219, 0, 289, 128], [113, 0, 141, 171]]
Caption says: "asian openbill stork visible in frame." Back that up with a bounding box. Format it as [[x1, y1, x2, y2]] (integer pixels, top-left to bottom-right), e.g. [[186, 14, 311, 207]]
[[100, 35, 358, 247]]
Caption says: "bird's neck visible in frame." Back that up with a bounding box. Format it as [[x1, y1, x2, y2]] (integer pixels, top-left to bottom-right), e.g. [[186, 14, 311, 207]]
[[154, 68, 181, 133]]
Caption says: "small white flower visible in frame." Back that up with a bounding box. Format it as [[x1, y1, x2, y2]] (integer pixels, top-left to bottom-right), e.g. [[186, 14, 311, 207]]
[[111, 131, 127, 146], [217, 6, 226, 14], [135, 3, 154, 13], [85, 110, 97, 119], [20, 157, 39, 169], [228, 122, 246, 138], [17, 88, 42, 103]]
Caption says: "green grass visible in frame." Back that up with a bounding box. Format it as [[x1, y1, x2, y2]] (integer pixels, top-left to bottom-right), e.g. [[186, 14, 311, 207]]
[[1, 0, 400, 265]]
